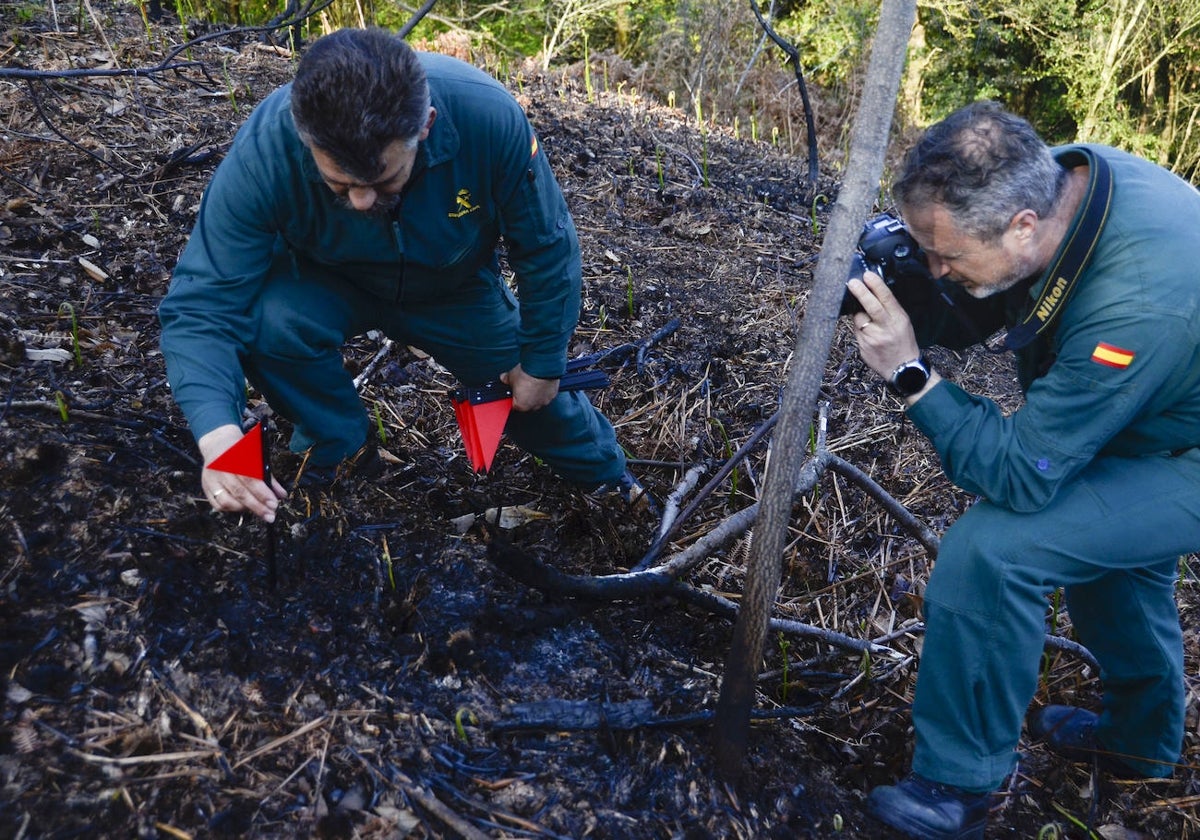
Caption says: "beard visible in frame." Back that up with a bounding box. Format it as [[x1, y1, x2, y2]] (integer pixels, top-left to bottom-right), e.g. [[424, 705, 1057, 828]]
[[964, 272, 1026, 299], [335, 191, 402, 218], [962, 254, 1043, 299]]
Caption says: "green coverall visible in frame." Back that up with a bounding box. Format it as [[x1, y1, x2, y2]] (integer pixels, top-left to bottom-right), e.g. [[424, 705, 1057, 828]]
[[904, 144, 1200, 791], [159, 53, 625, 485]]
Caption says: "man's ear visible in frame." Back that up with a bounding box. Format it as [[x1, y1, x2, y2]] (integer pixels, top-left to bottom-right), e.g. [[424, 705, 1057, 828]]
[[419, 108, 436, 141], [1010, 208, 1038, 241]]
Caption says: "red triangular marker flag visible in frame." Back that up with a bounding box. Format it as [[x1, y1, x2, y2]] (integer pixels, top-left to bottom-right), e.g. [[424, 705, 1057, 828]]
[[469, 397, 511, 473], [452, 394, 512, 472], [208, 423, 265, 480], [452, 398, 481, 470]]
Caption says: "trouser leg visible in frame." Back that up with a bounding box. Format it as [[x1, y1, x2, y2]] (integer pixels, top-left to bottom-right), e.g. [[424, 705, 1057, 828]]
[[243, 254, 372, 466], [910, 452, 1197, 792], [910, 503, 1049, 792], [244, 254, 624, 485], [384, 278, 625, 486], [1065, 563, 1184, 777]]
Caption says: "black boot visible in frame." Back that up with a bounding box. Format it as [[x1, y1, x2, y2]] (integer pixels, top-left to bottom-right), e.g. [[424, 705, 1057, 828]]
[[1028, 705, 1152, 778], [866, 773, 988, 839], [296, 441, 383, 489]]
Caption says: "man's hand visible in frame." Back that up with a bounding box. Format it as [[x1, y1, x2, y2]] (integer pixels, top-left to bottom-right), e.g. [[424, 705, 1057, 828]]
[[197, 424, 287, 523], [846, 271, 940, 402], [500, 363, 559, 412]]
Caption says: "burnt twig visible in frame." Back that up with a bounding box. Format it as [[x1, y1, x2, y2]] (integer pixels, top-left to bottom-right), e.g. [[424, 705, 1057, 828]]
[[747, 0, 819, 193], [494, 699, 823, 733]]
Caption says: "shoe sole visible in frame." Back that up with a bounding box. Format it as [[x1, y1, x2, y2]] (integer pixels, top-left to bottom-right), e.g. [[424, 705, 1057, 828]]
[[868, 807, 986, 840]]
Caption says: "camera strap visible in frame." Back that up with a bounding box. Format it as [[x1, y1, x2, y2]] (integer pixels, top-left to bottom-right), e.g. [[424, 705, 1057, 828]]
[[1002, 147, 1113, 350]]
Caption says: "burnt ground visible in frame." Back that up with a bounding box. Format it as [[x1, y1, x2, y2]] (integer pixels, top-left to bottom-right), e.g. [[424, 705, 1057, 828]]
[[1, 6, 1198, 839]]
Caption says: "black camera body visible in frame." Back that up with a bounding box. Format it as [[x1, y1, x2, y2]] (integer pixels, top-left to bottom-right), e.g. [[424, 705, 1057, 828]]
[[840, 214, 934, 316]]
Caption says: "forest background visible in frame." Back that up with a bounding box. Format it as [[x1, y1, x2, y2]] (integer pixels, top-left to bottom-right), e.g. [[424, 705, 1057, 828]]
[[130, 0, 1200, 185]]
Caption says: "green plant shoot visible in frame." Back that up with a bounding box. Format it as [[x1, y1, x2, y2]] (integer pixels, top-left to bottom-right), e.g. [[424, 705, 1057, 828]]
[[381, 536, 395, 590], [454, 707, 477, 743], [373, 402, 387, 443], [810, 194, 827, 236], [709, 417, 738, 501], [626, 267, 635, 318], [582, 31, 593, 102], [58, 302, 82, 366], [778, 632, 791, 701]]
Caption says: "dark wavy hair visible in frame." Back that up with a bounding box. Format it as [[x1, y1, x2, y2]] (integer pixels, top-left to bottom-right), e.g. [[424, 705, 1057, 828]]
[[290, 28, 430, 180], [893, 101, 1067, 242]]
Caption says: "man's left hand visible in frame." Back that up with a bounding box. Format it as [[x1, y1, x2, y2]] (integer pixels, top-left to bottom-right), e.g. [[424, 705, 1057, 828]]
[[500, 363, 559, 411]]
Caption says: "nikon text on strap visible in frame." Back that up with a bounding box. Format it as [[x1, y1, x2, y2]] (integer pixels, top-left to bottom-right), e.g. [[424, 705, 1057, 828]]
[[1002, 147, 1113, 350]]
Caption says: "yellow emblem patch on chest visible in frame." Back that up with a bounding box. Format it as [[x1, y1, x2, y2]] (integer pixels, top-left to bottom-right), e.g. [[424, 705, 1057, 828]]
[[448, 188, 480, 219]]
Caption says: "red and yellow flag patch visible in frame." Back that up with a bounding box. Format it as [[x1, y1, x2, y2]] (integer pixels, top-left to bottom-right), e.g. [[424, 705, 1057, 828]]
[[1090, 341, 1135, 369], [530, 135, 539, 158]]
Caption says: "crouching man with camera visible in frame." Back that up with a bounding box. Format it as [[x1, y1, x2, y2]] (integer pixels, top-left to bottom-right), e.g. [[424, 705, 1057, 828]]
[[847, 100, 1200, 839]]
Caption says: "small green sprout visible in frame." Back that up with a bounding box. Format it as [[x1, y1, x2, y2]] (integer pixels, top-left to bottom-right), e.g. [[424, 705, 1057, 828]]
[[810, 194, 828, 235], [778, 633, 792, 701], [373, 402, 387, 444], [454, 707, 477, 744], [582, 32, 593, 102], [381, 537, 395, 591], [57, 302, 82, 366], [709, 418, 738, 501], [626, 267, 635, 319]]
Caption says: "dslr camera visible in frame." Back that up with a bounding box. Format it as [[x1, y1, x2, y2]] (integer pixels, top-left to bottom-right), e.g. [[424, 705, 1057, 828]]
[[839, 214, 933, 316]]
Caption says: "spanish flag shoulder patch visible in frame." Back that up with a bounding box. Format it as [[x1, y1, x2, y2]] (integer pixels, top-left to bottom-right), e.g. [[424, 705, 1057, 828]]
[[1091, 341, 1135, 369], [530, 135, 539, 158]]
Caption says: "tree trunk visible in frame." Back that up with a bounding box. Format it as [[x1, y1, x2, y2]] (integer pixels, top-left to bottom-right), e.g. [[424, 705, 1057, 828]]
[[711, 0, 918, 779]]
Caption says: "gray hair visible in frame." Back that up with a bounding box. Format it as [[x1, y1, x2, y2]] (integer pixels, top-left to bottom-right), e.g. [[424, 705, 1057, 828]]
[[290, 28, 431, 180], [893, 101, 1067, 242]]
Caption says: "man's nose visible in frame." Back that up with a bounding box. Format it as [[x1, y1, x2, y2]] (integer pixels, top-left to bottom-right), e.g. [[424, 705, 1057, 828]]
[[347, 186, 377, 211], [926, 253, 950, 278]]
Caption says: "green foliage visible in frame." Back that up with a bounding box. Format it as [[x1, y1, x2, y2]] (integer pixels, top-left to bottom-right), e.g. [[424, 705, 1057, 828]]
[[909, 0, 1200, 178], [780, 0, 874, 89], [912, 0, 1077, 137], [153, 0, 1200, 184]]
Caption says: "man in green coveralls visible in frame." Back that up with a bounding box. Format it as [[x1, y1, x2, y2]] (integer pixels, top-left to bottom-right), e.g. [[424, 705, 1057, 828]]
[[846, 101, 1197, 838], [159, 28, 642, 523]]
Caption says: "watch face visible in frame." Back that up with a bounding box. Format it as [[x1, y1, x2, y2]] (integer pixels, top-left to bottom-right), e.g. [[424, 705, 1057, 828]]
[[892, 361, 929, 396]]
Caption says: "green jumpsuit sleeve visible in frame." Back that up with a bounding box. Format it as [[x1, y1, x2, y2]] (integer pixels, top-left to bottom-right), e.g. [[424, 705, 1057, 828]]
[[907, 305, 1191, 512], [492, 126, 581, 379], [904, 143, 1200, 513], [158, 103, 288, 441]]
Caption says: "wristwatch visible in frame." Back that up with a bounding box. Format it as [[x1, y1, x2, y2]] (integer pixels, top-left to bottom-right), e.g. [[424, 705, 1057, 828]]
[[888, 355, 931, 398]]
